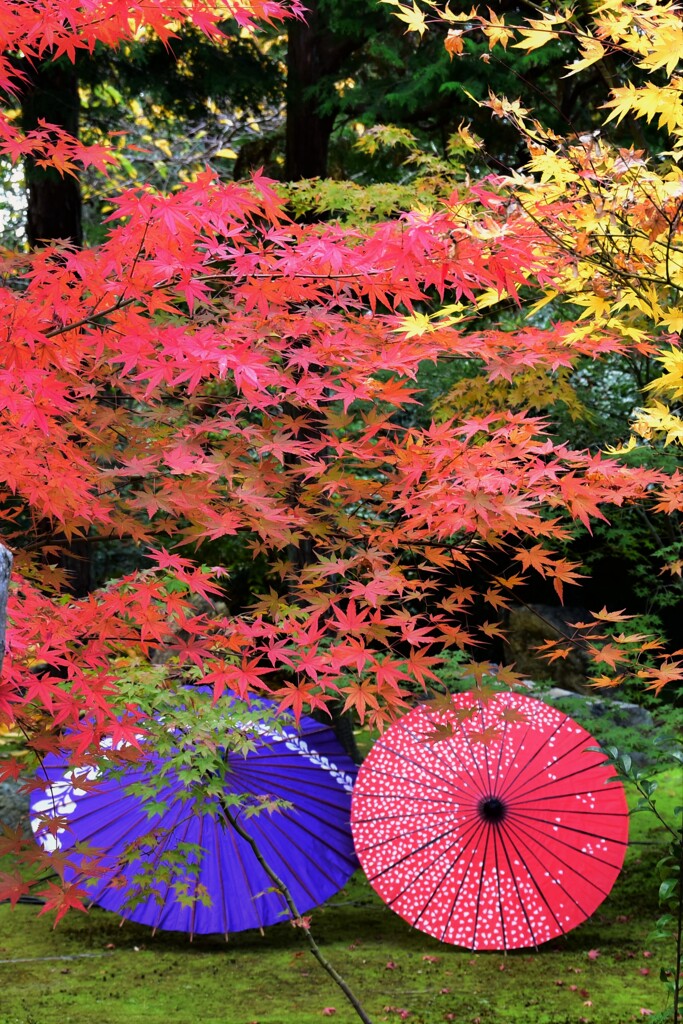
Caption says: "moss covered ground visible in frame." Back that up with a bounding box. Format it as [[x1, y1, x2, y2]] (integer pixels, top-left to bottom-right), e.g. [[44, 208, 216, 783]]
[[0, 771, 679, 1024]]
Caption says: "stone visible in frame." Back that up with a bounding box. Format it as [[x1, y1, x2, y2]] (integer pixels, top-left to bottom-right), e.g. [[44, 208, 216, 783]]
[[0, 778, 31, 836], [504, 604, 597, 693]]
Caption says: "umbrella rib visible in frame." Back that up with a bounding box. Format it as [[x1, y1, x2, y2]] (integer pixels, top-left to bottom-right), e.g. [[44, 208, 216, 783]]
[[501, 766, 601, 945], [436, 818, 489, 946], [246, 811, 328, 915], [449, 715, 490, 804], [449, 695, 534, 809], [480, 700, 497, 803], [354, 770, 476, 812], [365, 811, 485, 881], [234, 761, 354, 795], [353, 803, 479, 827], [513, 800, 628, 819], [250, 794, 358, 909], [223, 806, 270, 932], [500, 728, 602, 806], [496, 820, 555, 947], [149, 803, 199, 934], [41, 774, 146, 836], [495, 716, 569, 806], [352, 768, 478, 811], [376, 739, 465, 801], [511, 805, 629, 854], [492, 823, 509, 950], [263, 807, 356, 890], [225, 784, 358, 844], [470, 821, 492, 948], [509, 759, 619, 806], [352, 786, 472, 806], [370, 732, 464, 794], [242, 741, 356, 796], [490, 701, 512, 803], [70, 829, 141, 899], [376, 729, 479, 798], [501, 816, 601, 920], [484, 692, 545, 806], [356, 821, 453, 859], [239, 762, 352, 787], [390, 816, 485, 934], [505, 815, 613, 903], [213, 812, 230, 940], [491, 692, 561, 802], [64, 793, 151, 870], [231, 780, 352, 816], [387, 716, 490, 803], [507, 811, 628, 866], [189, 809, 204, 941], [71, 786, 187, 913]]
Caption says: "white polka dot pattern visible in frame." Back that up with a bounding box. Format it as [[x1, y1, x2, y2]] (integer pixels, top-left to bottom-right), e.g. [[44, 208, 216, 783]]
[[351, 691, 628, 950]]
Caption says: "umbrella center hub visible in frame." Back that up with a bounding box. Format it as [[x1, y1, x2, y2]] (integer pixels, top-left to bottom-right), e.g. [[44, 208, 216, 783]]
[[479, 796, 507, 824]]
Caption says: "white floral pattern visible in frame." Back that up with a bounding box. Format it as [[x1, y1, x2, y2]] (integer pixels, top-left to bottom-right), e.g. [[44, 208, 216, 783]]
[[31, 725, 354, 854]]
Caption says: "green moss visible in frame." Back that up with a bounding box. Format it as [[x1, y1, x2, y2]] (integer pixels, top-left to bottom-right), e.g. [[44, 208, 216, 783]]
[[0, 772, 678, 1024]]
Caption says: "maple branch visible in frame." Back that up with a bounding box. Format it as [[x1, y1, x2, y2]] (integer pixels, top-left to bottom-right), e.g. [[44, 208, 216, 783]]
[[44, 296, 138, 339], [664, 194, 683, 294], [220, 803, 374, 1024], [493, 573, 583, 650]]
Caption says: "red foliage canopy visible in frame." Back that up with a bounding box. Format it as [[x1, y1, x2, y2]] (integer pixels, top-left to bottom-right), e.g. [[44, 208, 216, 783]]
[[0, 0, 681, 903]]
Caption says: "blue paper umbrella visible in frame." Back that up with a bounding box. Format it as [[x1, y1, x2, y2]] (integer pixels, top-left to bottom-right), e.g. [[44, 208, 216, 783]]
[[30, 704, 359, 936]]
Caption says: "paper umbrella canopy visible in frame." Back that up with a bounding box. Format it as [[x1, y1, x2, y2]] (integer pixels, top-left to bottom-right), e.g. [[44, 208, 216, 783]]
[[31, 701, 359, 937], [351, 690, 629, 950]]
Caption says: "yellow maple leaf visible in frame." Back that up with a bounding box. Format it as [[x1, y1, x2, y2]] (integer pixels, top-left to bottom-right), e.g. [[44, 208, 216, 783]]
[[511, 14, 565, 52], [660, 309, 683, 332], [633, 400, 683, 446], [395, 311, 432, 337], [604, 82, 683, 133], [453, 122, 482, 152], [575, 291, 613, 321], [645, 346, 683, 399], [526, 289, 559, 316], [381, 0, 427, 35], [604, 436, 639, 455], [484, 9, 515, 49], [564, 35, 605, 77], [637, 22, 683, 78]]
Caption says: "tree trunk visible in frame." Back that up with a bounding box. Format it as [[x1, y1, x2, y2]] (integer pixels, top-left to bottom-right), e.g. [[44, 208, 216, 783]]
[[21, 57, 82, 247], [0, 545, 13, 676], [285, 1, 337, 181], [22, 57, 89, 593], [287, 7, 367, 750]]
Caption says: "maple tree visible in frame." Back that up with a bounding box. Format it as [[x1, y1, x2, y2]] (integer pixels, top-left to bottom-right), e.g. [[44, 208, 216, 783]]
[[0, 0, 682, 945], [379, 4, 683, 1016], [384, 0, 683, 579]]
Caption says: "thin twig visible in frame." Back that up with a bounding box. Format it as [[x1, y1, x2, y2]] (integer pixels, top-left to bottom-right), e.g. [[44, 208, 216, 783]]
[[220, 803, 374, 1024], [44, 296, 138, 338]]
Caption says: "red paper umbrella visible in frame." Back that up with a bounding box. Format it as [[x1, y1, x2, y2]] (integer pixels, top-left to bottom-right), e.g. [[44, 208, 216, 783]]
[[351, 690, 629, 950]]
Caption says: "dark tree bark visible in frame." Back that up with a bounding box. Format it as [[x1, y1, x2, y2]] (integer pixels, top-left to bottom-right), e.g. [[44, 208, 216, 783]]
[[54, 537, 91, 598], [286, 8, 335, 181], [21, 57, 82, 248], [21, 58, 89, 594], [284, 5, 368, 751], [285, 0, 360, 181], [0, 545, 13, 676]]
